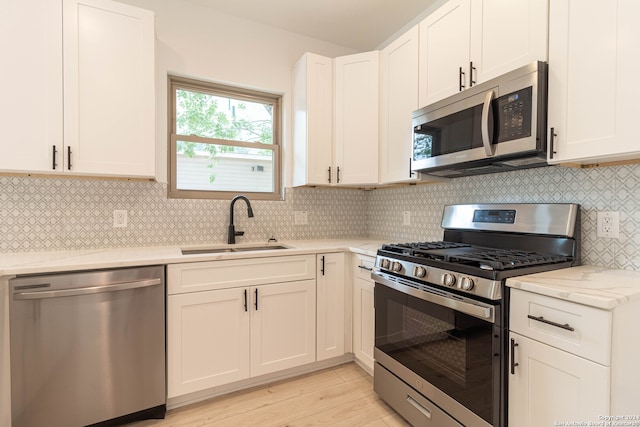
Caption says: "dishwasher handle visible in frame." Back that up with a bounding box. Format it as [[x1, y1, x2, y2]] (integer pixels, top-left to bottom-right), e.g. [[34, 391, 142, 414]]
[[13, 278, 161, 300]]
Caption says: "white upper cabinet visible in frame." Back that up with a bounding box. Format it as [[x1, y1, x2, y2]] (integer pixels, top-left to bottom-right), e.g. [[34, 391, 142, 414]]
[[292, 51, 379, 187], [0, 0, 155, 178], [292, 53, 334, 187], [64, 0, 155, 177], [469, 0, 548, 85], [379, 25, 419, 184], [548, 0, 640, 165], [419, 0, 471, 107], [419, 0, 548, 107], [0, 0, 63, 173], [333, 51, 380, 186]]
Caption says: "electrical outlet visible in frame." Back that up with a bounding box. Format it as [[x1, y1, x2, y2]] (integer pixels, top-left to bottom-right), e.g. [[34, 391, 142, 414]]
[[113, 210, 128, 228], [294, 211, 308, 225], [403, 211, 411, 226], [597, 211, 619, 239]]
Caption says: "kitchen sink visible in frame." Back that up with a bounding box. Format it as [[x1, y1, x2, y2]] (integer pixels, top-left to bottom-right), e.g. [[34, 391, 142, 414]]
[[231, 245, 289, 252], [181, 245, 289, 255]]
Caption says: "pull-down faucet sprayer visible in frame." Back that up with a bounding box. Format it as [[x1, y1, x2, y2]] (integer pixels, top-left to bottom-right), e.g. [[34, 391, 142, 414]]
[[228, 195, 254, 244]]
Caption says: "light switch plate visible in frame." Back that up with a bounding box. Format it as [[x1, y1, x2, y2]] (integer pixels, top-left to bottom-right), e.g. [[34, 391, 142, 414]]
[[403, 211, 411, 226], [294, 211, 308, 225]]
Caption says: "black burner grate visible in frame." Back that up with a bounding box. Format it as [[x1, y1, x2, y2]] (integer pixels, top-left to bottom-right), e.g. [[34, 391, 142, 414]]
[[381, 241, 569, 271]]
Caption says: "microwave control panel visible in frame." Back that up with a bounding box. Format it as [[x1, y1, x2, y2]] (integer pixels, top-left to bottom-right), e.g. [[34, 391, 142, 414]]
[[496, 86, 532, 142]]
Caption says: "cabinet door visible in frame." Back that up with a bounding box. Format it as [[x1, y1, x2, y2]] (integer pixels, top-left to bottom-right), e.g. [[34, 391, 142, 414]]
[[470, 0, 548, 84], [292, 53, 334, 186], [316, 253, 346, 361], [548, 0, 640, 164], [250, 280, 316, 376], [334, 51, 379, 186], [0, 0, 63, 173], [379, 25, 419, 184], [509, 332, 610, 427], [63, 0, 155, 177], [167, 288, 250, 398], [353, 264, 375, 372], [418, 0, 471, 107]]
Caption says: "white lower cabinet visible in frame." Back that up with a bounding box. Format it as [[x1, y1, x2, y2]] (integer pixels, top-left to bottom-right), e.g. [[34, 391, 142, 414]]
[[508, 288, 612, 426], [167, 287, 250, 397], [316, 253, 346, 361], [352, 254, 375, 373], [250, 280, 316, 377], [508, 332, 609, 427], [167, 256, 316, 398]]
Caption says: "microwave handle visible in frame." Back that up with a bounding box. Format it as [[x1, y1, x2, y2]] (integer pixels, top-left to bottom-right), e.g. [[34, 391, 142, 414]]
[[481, 90, 496, 157]]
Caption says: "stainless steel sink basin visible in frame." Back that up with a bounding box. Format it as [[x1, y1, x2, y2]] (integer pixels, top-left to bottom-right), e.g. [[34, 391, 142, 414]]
[[231, 245, 289, 252], [181, 248, 234, 255], [181, 245, 289, 255]]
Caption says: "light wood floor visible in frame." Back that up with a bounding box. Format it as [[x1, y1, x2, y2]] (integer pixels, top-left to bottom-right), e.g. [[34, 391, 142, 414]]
[[130, 363, 410, 427]]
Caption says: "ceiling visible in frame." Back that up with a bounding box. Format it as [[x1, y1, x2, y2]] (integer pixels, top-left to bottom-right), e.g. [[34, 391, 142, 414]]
[[186, 0, 440, 51]]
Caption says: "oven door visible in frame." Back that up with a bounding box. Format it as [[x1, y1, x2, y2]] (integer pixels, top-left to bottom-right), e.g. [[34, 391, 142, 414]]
[[373, 273, 503, 427]]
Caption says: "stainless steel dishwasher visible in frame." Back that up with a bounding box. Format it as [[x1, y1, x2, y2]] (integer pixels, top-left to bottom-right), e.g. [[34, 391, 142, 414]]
[[9, 265, 166, 427]]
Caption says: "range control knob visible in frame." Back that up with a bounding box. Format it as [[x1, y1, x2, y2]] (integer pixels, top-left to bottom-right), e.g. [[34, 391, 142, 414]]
[[460, 276, 475, 291], [391, 261, 403, 272], [380, 258, 391, 269], [413, 266, 427, 278], [443, 273, 456, 287]]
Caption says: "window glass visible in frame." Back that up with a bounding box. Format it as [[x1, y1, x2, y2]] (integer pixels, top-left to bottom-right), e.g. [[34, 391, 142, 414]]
[[169, 77, 281, 200]]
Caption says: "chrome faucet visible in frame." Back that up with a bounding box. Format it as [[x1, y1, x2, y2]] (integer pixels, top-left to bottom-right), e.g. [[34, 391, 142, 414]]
[[228, 195, 254, 244]]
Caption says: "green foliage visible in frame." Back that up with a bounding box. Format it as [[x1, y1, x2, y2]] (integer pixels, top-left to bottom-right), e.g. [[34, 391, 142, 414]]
[[174, 89, 275, 185], [175, 89, 273, 158]]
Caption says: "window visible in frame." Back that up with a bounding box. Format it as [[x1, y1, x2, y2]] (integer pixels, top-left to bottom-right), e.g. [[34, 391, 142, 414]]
[[168, 76, 282, 200]]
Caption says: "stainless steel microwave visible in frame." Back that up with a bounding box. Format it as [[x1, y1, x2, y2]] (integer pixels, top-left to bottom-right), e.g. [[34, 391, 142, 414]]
[[412, 61, 548, 178]]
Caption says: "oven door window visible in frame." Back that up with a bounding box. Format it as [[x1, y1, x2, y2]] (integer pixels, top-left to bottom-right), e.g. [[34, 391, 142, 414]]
[[375, 284, 496, 425]]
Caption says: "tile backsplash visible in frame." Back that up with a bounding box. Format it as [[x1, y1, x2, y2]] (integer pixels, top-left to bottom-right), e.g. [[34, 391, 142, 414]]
[[1, 163, 639, 270], [0, 179, 368, 252]]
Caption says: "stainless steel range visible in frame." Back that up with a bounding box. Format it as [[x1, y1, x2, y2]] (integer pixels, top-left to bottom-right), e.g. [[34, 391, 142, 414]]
[[372, 203, 579, 427]]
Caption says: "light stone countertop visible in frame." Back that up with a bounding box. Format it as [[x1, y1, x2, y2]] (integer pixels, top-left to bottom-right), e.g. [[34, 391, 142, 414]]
[[5, 243, 639, 311], [506, 264, 640, 310], [0, 239, 387, 277]]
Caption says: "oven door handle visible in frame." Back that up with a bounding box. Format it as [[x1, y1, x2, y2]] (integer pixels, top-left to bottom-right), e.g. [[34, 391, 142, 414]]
[[373, 273, 495, 323]]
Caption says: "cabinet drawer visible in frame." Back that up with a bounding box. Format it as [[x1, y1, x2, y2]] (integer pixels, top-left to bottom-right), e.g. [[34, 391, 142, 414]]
[[353, 254, 375, 281], [167, 255, 316, 295], [509, 288, 612, 365]]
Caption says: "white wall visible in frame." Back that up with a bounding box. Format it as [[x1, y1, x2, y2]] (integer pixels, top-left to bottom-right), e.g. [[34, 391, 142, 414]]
[[117, 0, 358, 187]]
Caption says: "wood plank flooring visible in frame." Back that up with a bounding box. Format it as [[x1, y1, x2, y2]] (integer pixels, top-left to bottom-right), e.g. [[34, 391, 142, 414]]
[[130, 363, 410, 426]]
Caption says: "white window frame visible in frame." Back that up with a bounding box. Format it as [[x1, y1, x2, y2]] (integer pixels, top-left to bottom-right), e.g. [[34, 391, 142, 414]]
[[168, 75, 282, 200]]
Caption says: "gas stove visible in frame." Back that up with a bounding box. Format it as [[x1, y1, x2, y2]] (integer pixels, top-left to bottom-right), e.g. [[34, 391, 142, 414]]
[[374, 203, 580, 301], [372, 203, 580, 427]]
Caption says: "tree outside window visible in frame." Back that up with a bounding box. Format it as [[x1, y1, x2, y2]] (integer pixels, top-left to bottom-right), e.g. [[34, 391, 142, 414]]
[[169, 76, 282, 200]]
